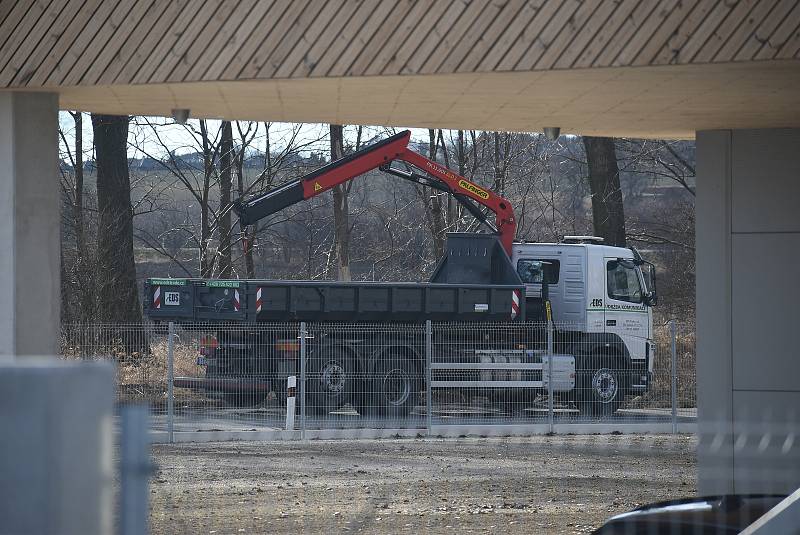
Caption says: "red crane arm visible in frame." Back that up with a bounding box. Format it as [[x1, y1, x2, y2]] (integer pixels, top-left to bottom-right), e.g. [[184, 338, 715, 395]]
[[234, 130, 517, 255]]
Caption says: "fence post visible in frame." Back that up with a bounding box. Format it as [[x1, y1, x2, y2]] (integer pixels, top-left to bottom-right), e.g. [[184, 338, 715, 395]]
[[120, 404, 151, 535], [299, 322, 307, 440], [167, 321, 175, 444], [547, 317, 554, 434], [670, 320, 678, 434], [425, 320, 433, 436]]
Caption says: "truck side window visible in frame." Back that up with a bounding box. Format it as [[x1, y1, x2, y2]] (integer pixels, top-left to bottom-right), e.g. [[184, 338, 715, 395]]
[[517, 259, 560, 284], [606, 260, 642, 303]]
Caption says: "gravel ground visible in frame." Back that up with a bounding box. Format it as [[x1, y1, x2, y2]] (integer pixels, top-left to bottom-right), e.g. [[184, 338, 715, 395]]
[[150, 434, 696, 534]]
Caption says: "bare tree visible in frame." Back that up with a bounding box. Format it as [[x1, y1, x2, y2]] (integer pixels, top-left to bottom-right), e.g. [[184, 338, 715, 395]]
[[91, 114, 143, 326], [330, 124, 351, 280], [583, 136, 626, 247], [218, 121, 234, 278]]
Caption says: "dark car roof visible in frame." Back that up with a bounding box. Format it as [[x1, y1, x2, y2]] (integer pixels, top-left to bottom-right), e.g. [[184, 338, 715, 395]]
[[594, 494, 786, 535]]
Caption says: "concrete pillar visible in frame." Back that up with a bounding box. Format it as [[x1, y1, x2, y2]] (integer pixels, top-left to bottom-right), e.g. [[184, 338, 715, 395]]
[[0, 92, 60, 357], [0, 359, 114, 535], [697, 128, 800, 494]]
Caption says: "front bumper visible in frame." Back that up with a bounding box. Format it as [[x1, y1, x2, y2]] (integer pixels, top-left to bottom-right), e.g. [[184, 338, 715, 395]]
[[628, 360, 651, 392]]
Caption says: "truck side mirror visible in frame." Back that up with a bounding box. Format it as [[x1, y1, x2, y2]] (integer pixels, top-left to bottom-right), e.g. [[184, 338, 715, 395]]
[[643, 262, 657, 307]]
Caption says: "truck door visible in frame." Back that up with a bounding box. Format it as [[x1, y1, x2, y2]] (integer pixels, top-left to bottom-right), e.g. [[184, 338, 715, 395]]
[[603, 258, 648, 342]]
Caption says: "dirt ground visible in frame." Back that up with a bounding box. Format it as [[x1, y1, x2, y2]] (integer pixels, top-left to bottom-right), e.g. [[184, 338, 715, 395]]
[[150, 434, 696, 534]]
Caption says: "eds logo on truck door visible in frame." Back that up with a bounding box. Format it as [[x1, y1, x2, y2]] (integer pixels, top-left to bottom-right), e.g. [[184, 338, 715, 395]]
[[458, 179, 490, 199]]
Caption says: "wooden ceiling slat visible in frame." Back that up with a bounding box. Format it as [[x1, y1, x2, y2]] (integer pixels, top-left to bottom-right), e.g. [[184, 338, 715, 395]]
[[61, 1, 137, 86], [401, 0, 470, 75], [424, 0, 493, 74], [554, 0, 616, 69], [633, 0, 700, 66], [328, 1, 398, 77], [378, 0, 453, 75], [148, 0, 224, 83], [693, 0, 759, 63], [612, 1, 678, 67], [238, 0, 311, 79], [734, 0, 796, 61], [592, 0, 660, 67], [274, 0, 344, 78], [81, 0, 156, 85], [309, 1, 373, 77], [495, 0, 562, 71], [475, 1, 542, 72], [112, 0, 192, 84], [167, 0, 242, 82], [776, 19, 800, 59], [219, 0, 286, 80], [360, 0, 427, 75], [714, 0, 779, 62], [0, 1, 37, 54], [3, 0, 78, 86], [97, 0, 171, 84], [346, 0, 417, 76], [457, 0, 527, 73], [130, 0, 207, 83], [0, 0, 22, 30], [45, 0, 117, 85], [755, 2, 800, 60], [671, 0, 733, 63], [650, 0, 719, 65], [0, 0, 52, 76], [27, 0, 103, 86], [263, 1, 336, 78], [200, 0, 274, 81], [572, 0, 641, 69], [516, 0, 582, 70], [290, 1, 361, 78], [535, 0, 603, 70]]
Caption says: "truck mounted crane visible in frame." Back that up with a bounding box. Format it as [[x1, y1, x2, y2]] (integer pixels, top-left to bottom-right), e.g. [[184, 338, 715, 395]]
[[144, 130, 657, 418]]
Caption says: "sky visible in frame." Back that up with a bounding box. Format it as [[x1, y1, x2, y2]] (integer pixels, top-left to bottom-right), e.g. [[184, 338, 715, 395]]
[[57, 112, 437, 162]]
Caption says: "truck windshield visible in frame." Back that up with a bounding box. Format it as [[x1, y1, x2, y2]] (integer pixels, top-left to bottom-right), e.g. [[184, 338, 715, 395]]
[[607, 260, 643, 303]]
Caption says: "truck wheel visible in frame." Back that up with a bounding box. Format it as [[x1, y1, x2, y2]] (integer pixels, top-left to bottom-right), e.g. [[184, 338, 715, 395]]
[[307, 347, 355, 415], [577, 356, 626, 417], [372, 356, 420, 418]]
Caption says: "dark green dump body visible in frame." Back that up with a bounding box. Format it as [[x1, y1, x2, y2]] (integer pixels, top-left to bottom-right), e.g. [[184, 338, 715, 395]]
[[144, 234, 526, 324], [143, 279, 524, 323]]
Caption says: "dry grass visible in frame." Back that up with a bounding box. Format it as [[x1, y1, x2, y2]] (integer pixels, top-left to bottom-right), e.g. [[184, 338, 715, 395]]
[[627, 325, 696, 409]]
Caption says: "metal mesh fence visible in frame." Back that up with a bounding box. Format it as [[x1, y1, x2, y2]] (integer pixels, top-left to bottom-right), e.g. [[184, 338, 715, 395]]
[[60, 320, 696, 439]]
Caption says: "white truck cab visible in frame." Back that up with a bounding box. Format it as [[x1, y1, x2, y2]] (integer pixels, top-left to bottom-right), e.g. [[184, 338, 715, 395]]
[[511, 236, 657, 408]]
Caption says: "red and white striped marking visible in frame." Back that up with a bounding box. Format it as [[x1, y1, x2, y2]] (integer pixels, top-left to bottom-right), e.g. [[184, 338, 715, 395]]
[[233, 289, 240, 312], [153, 286, 161, 309], [255, 287, 263, 313], [511, 289, 520, 319]]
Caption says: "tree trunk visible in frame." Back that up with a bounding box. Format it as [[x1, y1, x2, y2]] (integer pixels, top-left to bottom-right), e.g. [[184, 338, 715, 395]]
[[583, 136, 626, 247], [92, 114, 142, 326], [199, 120, 214, 277], [426, 129, 446, 258], [71, 111, 94, 322], [330, 124, 351, 281], [218, 121, 233, 278]]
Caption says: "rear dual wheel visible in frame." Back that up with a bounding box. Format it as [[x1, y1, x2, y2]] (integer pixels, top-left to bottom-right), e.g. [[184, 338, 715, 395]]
[[355, 356, 420, 418]]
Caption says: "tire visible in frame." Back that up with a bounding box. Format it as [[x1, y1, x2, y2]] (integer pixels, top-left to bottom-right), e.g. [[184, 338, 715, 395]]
[[577, 355, 626, 417], [307, 346, 356, 415], [366, 355, 420, 418]]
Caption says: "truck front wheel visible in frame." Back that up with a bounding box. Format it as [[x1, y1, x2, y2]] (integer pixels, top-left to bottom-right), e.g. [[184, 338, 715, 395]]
[[577, 356, 626, 417]]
